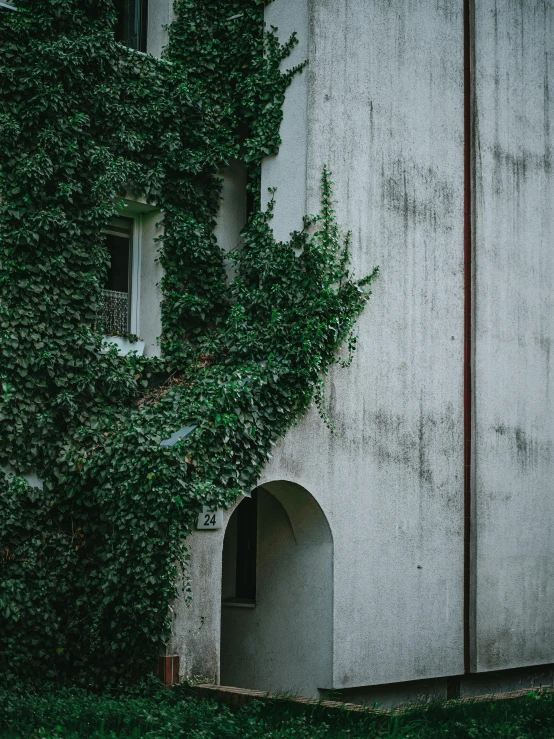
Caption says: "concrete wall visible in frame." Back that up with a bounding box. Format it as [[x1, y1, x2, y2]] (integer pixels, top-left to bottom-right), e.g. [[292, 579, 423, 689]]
[[472, 0, 554, 672], [171, 0, 554, 693], [172, 0, 466, 691], [168, 521, 226, 683], [262, 1, 309, 239], [5, 0, 549, 698], [147, 0, 174, 58], [255, 0, 466, 689], [220, 484, 333, 697]]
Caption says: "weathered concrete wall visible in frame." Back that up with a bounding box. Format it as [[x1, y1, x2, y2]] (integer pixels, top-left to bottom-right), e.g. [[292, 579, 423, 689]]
[[472, 0, 554, 672], [168, 520, 227, 683], [220, 484, 333, 697], [147, 0, 173, 58], [172, 0, 466, 691], [255, 0, 466, 689], [262, 0, 309, 240]]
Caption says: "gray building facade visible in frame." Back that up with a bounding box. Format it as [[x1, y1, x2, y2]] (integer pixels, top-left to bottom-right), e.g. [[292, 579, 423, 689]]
[[170, 0, 554, 705]]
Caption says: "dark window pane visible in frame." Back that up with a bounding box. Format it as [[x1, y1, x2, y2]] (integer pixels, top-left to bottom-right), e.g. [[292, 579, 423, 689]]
[[105, 234, 130, 293], [113, 0, 148, 52], [235, 491, 257, 601], [102, 218, 132, 334]]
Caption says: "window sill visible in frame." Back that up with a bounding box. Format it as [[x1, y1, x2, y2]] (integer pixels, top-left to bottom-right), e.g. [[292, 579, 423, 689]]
[[117, 42, 173, 65], [222, 599, 256, 609], [100, 336, 145, 357]]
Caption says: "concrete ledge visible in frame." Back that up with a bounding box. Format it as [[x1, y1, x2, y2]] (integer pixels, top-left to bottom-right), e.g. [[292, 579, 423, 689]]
[[457, 687, 554, 704], [193, 683, 554, 715], [195, 684, 384, 714]]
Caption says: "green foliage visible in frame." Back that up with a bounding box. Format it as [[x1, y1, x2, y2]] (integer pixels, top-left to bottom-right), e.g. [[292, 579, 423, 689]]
[[0, 0, 378, 687], [1, 685, 554, 739]]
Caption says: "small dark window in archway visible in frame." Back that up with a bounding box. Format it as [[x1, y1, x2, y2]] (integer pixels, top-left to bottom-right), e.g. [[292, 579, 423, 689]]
[[235, 490, 258, 601], [114, 0, 148, 52]]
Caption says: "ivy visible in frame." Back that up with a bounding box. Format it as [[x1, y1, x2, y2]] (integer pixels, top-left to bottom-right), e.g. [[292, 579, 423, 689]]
[[0, 0, 378, 687]]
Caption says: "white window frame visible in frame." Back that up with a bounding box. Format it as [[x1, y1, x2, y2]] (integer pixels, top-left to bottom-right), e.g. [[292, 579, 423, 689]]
[[127, 211, 142, 336]]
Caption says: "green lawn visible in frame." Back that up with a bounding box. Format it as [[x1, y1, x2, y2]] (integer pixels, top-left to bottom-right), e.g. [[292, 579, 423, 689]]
[[1, 684, 553, 738]]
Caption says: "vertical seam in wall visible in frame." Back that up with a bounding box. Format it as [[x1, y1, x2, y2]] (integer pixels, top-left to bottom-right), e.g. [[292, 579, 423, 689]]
[[463, 0, 473, 676], [469, 0, 478, 675]]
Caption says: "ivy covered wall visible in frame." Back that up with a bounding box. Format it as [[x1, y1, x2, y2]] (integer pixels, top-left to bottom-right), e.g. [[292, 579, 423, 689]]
[[0, 0, 377, 686]]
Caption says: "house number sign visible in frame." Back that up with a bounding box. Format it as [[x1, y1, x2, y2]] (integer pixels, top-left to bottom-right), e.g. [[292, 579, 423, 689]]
[[196, 506, 223, 530]]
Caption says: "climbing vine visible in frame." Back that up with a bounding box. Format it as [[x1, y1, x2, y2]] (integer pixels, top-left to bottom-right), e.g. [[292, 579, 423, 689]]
[[0, 0, 378, 687]]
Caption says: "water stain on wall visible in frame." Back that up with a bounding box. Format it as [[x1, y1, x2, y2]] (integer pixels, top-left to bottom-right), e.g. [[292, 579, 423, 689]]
[[381, 156, 456, 234]]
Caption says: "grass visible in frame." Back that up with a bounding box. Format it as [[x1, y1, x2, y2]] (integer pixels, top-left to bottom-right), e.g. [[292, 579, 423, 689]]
[[0, 683, 553, 738]]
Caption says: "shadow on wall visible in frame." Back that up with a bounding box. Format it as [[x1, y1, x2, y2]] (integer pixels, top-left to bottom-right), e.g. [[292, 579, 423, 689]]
[[220, 480, 333, 698]]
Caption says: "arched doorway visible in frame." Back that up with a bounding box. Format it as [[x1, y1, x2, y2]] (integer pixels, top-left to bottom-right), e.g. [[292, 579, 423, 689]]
[[220, 481, 333, 698]]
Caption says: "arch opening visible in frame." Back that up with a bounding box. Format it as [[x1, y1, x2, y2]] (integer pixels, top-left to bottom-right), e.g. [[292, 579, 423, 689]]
[[220, 481, 333, 698]]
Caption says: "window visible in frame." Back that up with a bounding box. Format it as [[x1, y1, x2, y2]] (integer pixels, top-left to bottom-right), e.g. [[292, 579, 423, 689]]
[[235, 490, 258, 602], [114, 0, 148, 53], [102, 215, 140, 335], [221, 490, 258, 607]]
